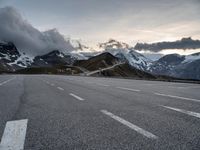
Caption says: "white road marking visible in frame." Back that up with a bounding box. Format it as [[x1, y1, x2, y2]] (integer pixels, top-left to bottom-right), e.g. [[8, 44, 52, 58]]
[[0, 119, 28, 150], [116, 87, 140, 92], [0, 77, 15, 86], [50, 83, 55, 86], [69, 93, 84, 101], [101, 110, 158, 139], [97, 83, 110, 87], [154, 92, 200, 102], [57, 87, 64, 91], [161, 105, 200, 119]]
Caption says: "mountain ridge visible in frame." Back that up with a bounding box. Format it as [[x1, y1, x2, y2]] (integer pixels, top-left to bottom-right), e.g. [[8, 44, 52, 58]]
[[1, 40, 200, 80]]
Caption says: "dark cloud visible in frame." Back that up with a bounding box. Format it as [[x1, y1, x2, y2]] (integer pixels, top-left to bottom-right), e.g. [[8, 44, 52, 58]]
[[0, 7, 74, 56], [0, 0, 199, 47], [134, 37, 200, 52]]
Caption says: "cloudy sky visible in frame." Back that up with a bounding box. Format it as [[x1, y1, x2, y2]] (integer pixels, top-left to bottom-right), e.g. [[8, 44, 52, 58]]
[[0, 0, 200, 48]]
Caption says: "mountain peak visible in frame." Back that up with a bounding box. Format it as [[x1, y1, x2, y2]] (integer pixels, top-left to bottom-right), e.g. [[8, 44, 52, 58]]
[[99, 39, 130, 50], [0, 41, 20, 59], [45, 50, 63, 56], [157, 54, 185, 64]]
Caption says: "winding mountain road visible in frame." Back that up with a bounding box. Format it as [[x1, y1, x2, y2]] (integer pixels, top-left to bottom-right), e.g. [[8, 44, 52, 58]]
[[86, 62, 125, 76]]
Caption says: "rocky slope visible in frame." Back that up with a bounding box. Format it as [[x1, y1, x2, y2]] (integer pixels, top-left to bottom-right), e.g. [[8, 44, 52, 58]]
[[0, 42, 77, 72], [74, 52, 119, 71], [99, 39, 152, 70], [1, 41, 200, 80], [147, 53, 200, 80]]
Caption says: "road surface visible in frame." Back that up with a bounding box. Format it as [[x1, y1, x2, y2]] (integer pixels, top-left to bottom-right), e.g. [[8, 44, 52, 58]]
[[0, 75, 200, 150], [86, 63, 124, 76]]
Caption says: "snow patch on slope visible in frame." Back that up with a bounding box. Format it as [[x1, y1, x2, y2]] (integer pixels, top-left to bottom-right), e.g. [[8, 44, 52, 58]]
[[100, 39, 152, 70], [183, 53, 200, 63], [8, 53, 34, 68]]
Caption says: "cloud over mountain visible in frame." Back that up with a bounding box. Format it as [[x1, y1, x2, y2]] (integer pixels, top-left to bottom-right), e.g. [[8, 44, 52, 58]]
[[0, 7, 74, 56], [134, 37, 200, 52]]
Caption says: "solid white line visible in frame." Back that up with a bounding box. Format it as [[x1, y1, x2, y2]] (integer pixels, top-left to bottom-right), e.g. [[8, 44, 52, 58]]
[[116, 87, 140, 92], [101, 110, 158, 139], [57, 87, 64, 91], [0, 77, 15, 86], [154, 92, 200, 102], [69, 93, 84, 101], [161, 105, 200, 119], [0, 119, 28, 150]]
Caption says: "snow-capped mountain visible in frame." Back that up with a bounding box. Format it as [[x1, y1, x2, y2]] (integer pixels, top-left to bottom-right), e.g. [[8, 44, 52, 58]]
[[70, 39, 95, 52], [1, 40, 200, 80], [98, 39, 200, 80], [0, 42, 31, 71], [32, 50, 76, 67], [147, 53, 200, 80], [0, 41, 77, 71], [69, 39, 100, 60], [183, 52, 200, 63], [99, 39, 152, 70], [0, 40, 97, 72]]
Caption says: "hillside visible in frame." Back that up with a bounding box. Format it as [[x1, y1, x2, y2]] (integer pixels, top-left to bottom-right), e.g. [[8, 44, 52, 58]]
[[74, 52, 119, 71], [15, 65, 83, 75], [93, 63, 156, 79], [147, 52, 200, 80]]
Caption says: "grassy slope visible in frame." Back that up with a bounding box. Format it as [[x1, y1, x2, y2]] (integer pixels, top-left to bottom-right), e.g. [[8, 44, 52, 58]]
[[74, 52, 119, 71], [15, 65, 83, 75]]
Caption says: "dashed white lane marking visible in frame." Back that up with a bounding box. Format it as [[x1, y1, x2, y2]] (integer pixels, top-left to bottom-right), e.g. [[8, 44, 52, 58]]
[[0, 119, 28, 150], [116, 87, 140, 92], [154, 92, 200, 103], [0, 77, 15, 86], [96, 83, 110, 87], [57, 87, 64, 91], [50, 83, 55, 86], [101, 110, 158, 139], [69, 93, 84, 101], [161, 105, 200, 119]]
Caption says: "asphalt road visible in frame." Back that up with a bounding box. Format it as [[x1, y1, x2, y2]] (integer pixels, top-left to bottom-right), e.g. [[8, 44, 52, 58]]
[[0, 75, 200, 150]]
